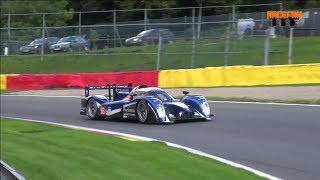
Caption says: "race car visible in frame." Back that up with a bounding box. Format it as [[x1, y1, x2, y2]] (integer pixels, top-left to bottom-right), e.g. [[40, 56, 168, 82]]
[[80, 83, 214, 123]]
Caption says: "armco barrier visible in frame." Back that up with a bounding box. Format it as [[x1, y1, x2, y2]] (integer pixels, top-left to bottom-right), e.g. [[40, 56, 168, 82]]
[[159, 64, 320, 88], [4, 64, 320, 90], [7, 71, 159, 90]]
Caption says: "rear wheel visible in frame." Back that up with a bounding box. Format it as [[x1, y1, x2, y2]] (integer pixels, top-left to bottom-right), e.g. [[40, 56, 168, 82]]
[[87, 98, 99, 120]]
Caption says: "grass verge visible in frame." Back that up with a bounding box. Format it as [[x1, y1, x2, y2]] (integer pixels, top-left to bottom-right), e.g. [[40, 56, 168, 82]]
[[0, 90, 17, 94], [1, 118, 264, 180], [1, 37, 319, 74]]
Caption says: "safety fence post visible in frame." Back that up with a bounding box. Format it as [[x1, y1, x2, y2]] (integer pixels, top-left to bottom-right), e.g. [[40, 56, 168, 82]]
[[79, 11, 82, 36], [264, 27, 270, 65], [156, 36, 163, 70], [7, 14, 11, 55], [197, 3, 202, 40], [288, 28, 294, 64], [41, 13, 46, 62], [191, 8, 196, 68], [224, 26, 230, 66]]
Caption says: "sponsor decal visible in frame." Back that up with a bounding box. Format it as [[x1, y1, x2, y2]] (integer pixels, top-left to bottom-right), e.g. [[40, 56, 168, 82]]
[[100, 106, 107, 116], [267, 11, 303, 26], [169, 102, 189, 109], [195, 95, 206, 101], [107, 107, 111, 116], [103, 107, 121, 116], [116, 88, 131, 94], [123, 102, 136, 118]]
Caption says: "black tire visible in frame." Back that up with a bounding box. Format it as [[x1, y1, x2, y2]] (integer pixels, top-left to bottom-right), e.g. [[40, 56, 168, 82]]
[[87, 98, 99, 120], [137, 100, 149, 123], [136, 100, 158, 123], [142, 41, 149, 46]]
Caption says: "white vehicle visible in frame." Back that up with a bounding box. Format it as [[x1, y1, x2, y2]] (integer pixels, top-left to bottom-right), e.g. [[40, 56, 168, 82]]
[[237, 18, 255, 40], [237, 18, 276, 39]]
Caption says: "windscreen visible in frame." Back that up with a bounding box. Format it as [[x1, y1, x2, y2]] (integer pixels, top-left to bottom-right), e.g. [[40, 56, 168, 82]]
[[137, 30, 152, 36], [58, 37, 73, 43], [29, 39, 43, 45], [147, 91, 175, 102]]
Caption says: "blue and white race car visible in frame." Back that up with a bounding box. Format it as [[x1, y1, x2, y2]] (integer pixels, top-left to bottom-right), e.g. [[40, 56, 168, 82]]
[[80, 84, 214, 123]]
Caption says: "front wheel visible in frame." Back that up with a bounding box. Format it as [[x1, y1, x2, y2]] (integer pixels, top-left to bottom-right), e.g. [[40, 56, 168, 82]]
[[68, 47, 74, 52], [87, 98, 99, 120], [136, 100, 159, 123], [137, 100, 149, 123]]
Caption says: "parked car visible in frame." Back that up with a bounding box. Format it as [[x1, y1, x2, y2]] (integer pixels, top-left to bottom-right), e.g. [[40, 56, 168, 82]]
[[50, 36, 89, 52], [19, 37, 59, 54], [125, 29, 174, 46]]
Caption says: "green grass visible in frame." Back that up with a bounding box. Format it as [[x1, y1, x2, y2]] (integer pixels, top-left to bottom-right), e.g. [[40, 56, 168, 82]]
[[204, 96, 320, 105], [1, 118, 264, 180], [1, 37, 319, 74], [0, 90, 16, 94]]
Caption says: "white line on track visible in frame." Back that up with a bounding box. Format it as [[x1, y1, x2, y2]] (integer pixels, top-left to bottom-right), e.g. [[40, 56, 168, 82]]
[[2, 94, 320, 107], [1, 160, 26, 180], [1, 116, 283, 180]]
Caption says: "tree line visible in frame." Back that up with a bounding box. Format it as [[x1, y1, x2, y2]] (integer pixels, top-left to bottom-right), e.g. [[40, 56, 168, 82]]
[[1, 0, 319, 28]]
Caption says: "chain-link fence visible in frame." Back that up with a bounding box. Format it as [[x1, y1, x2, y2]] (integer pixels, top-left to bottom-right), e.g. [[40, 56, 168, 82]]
[[1, 3, 319, 70]]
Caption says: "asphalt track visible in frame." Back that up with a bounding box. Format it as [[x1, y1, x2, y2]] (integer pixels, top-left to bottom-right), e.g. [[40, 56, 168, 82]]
[[1, 95, 320, 180]]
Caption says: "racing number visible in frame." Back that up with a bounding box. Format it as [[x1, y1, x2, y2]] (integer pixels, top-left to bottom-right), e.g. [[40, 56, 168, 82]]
[[100, 106, 107, 116]]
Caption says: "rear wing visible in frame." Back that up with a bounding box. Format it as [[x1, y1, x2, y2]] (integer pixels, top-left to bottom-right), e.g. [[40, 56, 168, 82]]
[[85, 83, 133, 101]]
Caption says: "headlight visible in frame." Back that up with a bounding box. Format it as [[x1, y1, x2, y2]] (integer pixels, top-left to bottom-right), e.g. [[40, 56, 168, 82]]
[[156, 105, 166, 118], [201, 102, 210, 116], [34, 45, 38, 48], [133, 38, 142, 42]]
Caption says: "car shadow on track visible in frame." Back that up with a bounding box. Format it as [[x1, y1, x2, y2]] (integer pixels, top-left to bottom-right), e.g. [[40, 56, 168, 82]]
[[80, 117, 212, 126]]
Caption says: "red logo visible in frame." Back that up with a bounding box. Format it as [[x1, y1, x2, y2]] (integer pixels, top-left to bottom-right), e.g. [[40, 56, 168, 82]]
[[100, 106, 107, 116]]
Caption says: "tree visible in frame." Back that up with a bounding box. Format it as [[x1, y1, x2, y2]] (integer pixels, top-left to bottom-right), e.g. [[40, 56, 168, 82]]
[[0, 0, 73, 28], [67, 0, 116, 25], [112, 0, 178, 20]]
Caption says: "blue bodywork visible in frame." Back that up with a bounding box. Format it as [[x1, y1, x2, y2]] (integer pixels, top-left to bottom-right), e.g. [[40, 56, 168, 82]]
[[80, 84, 214, 123], [181, 95, 212, 119]]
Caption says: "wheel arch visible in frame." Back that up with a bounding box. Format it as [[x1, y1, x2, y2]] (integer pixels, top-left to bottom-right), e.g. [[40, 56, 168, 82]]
[[86, 95, 108, 107], [181, 95, 210, 117], [134, 98, 158, 123], [140, 97, 167, 122]]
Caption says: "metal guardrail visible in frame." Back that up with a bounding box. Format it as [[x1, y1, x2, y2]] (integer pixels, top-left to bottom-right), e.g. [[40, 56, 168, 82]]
[[0, 160, 26, 180]]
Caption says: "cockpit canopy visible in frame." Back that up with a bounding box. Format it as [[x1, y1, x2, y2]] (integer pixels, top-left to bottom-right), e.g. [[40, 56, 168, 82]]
[[131, 87, 175, 102]]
